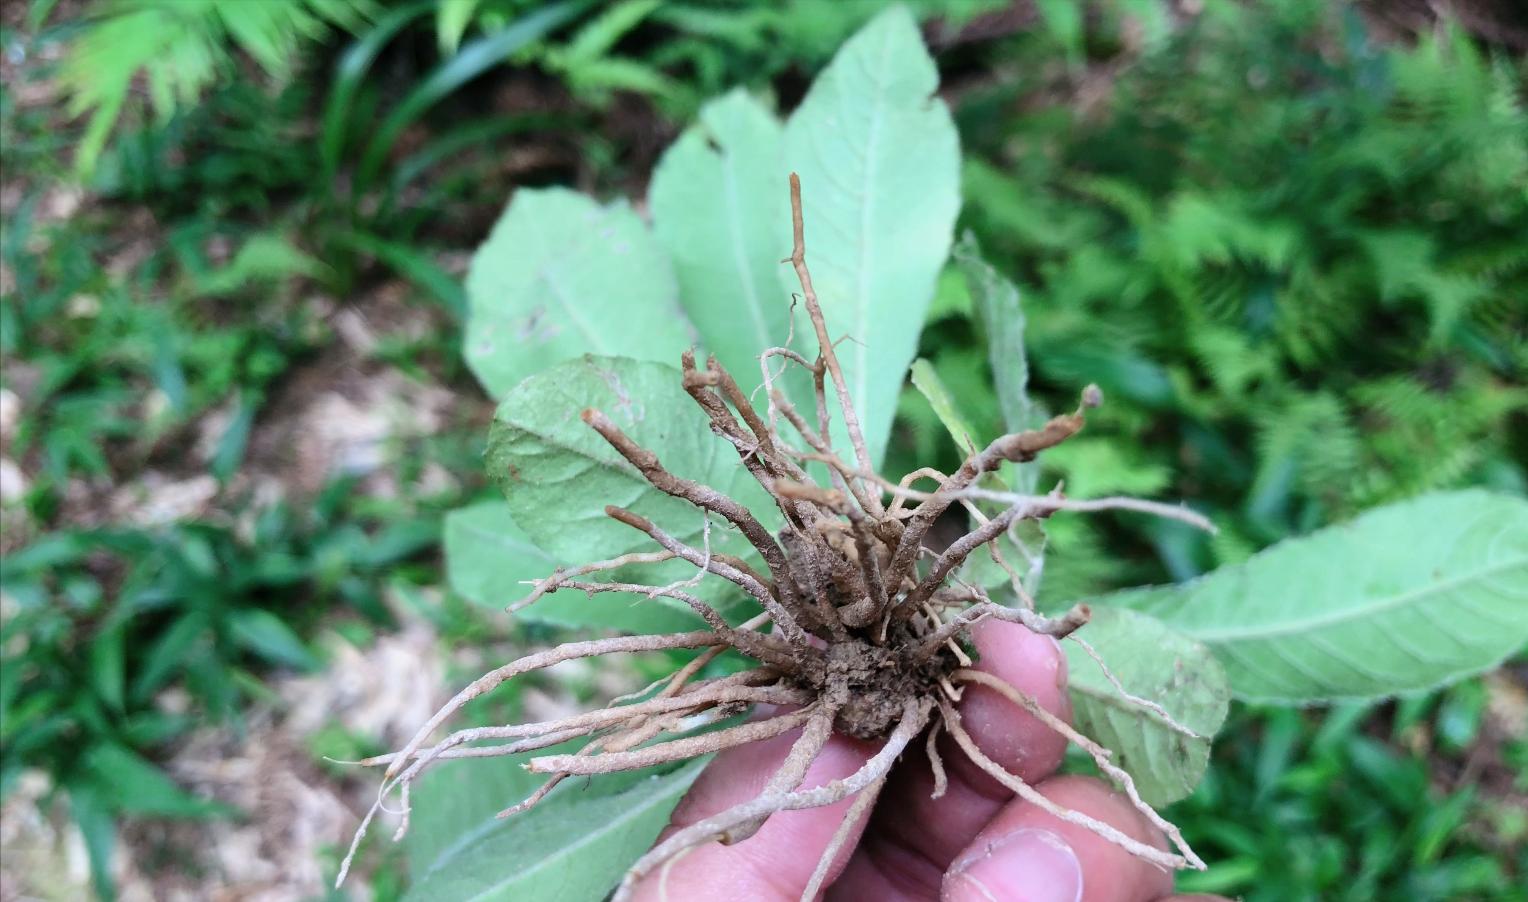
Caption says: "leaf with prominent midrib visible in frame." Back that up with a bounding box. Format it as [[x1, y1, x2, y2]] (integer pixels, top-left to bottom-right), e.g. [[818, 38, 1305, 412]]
[[1065, 607, 1229, 807], [463, 189, 691, 400], [444, 500, 717, 633], [1099, 490, 1528, 703], [781, 6, 960, 468], [649, 88, 793, 398], [405, 756, 706, 902]]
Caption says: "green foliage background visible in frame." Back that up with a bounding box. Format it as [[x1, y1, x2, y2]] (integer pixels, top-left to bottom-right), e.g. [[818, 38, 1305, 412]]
[[1, 0, 1524, 899]]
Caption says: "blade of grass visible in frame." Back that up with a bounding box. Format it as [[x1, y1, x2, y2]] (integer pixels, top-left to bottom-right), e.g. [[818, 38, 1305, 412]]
[[320, 0, 436, 184], [331, 231, 466, 320], [354, 1, 587, 191]]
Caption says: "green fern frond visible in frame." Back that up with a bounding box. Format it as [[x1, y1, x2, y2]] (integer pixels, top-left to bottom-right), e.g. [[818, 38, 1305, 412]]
[[1272, 263, 1365, 368], [1247, 392, 1363, 521], [1346, 373, 1525, 504], [63, 0, 371, 177]]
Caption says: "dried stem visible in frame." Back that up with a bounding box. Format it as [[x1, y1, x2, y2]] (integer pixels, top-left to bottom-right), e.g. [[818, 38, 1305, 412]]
[[954, 669, 1204, 869], [582, 409, 803, 609], [383, 631, 725, 783], [785, 173, 883, 517], [801, 775, 885, 901], [508, 550, 675, 615], [604, 504, 808, 647], [875, 479, 1217, 535], [939, 696, 1190, 871], [613, 696, 931, 901], [1067, 636, 1204, 739], [914, 601, 1092, 659], [926, 718, 949, 800], [528, 705, 818, 775], [551, 580, 796, 667], [903, 500, 1035, 608], [884, 388, 1101, 589], [725, 700, 845, 845], [342, 176, 1210, 894]]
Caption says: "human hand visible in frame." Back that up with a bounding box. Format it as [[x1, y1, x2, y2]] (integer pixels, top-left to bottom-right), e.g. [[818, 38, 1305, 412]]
[[631, 619, 1228, 902]]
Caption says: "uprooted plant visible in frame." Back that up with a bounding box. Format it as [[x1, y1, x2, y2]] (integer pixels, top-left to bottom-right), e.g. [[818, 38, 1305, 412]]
[[337, 175, 1218, 897]]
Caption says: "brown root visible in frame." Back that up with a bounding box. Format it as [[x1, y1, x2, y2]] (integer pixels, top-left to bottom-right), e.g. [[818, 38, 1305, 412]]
[[338, 174, 1213, 892]]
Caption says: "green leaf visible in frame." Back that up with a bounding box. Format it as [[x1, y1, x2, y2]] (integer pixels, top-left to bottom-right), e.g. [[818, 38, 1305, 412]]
[[64, 0, 370, 178], [1065, 607, 1230, 806], [1035, 0, 1085, 64], [228, 608, 318, 670], [198, 232, 324, 296], [1101, 490, 1528, 703], [485, 356, 771, 616], [332, 231, 466, 319], [953, 232, 1049, 586], [464, 190, 691, 399], [561, 0, 660, 64], [131, 612, 208, 703], [404, 757, 707, 902], [908, 355, 1046, 599], [81, 745, 229, 818], [954, 232, 1041, 438], [89, 624, 126, 714], [909, 358, 978, 456], [210, 391, 256, 483], [355, 1, 585, 189], [436, 0, 480, 53], [445, 500, 712, 633], [321, 0, 436, 181], [404, 743, 561, 879], [68, 784, 117, 902], [780, 5, 961, 467], [649, 89, 792, 397], [1040, 439, 1171, 500]]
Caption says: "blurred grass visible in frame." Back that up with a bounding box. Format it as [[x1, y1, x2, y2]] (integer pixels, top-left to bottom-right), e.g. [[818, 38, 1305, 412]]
[[1, 0, 1524, 898]]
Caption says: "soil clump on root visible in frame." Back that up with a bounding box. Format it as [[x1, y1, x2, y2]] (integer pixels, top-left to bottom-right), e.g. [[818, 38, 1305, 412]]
[[337, 175, 1215, 898]]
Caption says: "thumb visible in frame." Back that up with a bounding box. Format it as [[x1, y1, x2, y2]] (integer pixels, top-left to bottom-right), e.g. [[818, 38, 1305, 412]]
[[942, 827, 1083, 902]]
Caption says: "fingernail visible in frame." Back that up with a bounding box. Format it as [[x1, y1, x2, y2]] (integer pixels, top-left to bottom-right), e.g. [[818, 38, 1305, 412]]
[[944, 828, 1082, 902]]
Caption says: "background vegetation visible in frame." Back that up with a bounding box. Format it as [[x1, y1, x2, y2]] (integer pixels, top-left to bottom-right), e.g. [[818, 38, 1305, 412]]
[[1, 0, 1523, 899]]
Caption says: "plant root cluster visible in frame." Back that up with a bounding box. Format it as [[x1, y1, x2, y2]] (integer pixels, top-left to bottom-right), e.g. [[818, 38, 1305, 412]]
[[339, 175, 1214, 897]]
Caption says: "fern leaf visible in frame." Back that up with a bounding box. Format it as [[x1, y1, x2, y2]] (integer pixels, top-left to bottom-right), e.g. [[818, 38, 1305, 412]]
[[63, 0, 371, 177]]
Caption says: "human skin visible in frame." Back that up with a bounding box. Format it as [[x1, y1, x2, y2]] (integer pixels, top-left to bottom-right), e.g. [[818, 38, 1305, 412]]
[[631, 619, 1230, 902]]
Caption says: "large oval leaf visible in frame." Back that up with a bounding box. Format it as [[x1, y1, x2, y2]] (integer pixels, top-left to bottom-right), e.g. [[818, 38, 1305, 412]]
[[781, 6, 961, 467], [444, 500, 716, 633], [1100, 490, 1528, 703], [649, 88, 793, 397], [1065, 607, 1230, 806], [464, 189, 692, 399], [405, 755, 707, 902], [486, 356, 776, 590]]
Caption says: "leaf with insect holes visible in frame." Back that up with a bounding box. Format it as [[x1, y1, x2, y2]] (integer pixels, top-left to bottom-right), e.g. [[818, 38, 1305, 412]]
[[781, 6, 960, 468], [1065, 607, 1230, 807], [445, 500, 742, 633], [485, 355, 776, 617], [464, 189, 692, 400], [1099, 490, 1528, 703], [649, 88, 794, 399], [405, 755, 707, 902]]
